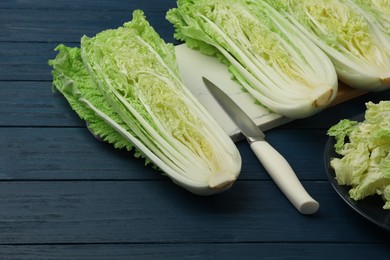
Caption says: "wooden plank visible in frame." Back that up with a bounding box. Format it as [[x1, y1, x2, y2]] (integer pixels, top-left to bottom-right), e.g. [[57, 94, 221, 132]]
[[0, 81, 84, 126], [0, 127, 331, 180], [0, 181, 388, 244], [0, 43, 61, 81], [0, 0, 177, 11], [0, 243, 388, 259], [0, 127, 158, 180], [0, 8, 177, 43]]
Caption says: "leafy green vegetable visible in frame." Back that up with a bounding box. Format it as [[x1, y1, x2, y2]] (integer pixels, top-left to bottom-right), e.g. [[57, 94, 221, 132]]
[[266, 0, 390, 91], [328, 101, 390, 209], [49, 45, 136, 152], [49, 10, 242, 195], [167, 0, 338, 119]]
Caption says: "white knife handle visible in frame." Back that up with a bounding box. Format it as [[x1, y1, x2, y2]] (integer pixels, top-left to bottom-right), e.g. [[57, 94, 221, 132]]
[[250, 140, 319, 214]]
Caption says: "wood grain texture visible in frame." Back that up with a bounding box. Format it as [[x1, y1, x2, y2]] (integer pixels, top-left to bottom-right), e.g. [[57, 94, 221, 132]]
[[0, 0, 176, 10], [0, 81, 84, 126], [0, 43, 61, 81], [0, 7, 177, 44], [0, 244, 388, 260], [0, 181, 388, 244], [0, 127, 329, 180]]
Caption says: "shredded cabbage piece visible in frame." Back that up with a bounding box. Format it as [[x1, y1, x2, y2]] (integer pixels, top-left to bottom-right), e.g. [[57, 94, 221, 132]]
[[328, 101, 390, 209]]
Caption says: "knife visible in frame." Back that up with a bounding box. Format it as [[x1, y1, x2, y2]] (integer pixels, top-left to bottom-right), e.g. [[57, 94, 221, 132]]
[[202, 77, 319, 214]]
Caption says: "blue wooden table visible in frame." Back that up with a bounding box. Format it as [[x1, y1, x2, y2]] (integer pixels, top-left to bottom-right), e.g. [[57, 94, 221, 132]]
[[0, 1, 389, 259]]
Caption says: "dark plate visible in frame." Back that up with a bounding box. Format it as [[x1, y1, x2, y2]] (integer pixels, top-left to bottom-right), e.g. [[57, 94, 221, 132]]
[[324, 114, 390, 231]]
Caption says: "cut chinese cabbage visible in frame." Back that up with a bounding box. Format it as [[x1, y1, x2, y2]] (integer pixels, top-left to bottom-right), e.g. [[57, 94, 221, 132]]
[[49, 10, 242, 195], [267, 0, 390, 91], [166, 0, 338, 119]]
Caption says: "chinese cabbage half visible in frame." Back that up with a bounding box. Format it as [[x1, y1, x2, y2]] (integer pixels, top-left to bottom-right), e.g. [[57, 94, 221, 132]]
[[49, 10, 242, 195], [167, 0, 338, 119], [267, 0, 390, 91]]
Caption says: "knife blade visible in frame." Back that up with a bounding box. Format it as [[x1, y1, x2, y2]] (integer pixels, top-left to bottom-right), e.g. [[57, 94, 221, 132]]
[[202, 77, 319, 214]]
